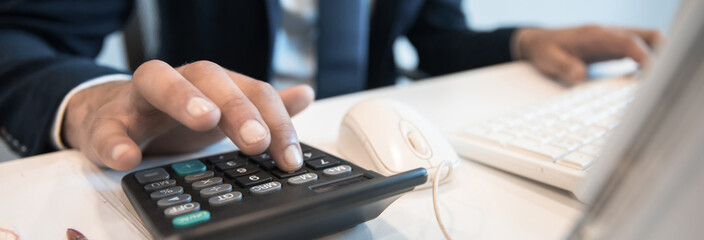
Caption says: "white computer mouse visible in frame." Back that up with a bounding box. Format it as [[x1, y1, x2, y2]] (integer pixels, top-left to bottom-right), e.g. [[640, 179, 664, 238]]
[[338, 98, 459, 184]]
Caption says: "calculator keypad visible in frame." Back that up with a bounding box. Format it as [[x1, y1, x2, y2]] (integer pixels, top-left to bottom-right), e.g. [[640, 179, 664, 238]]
[[131, 145, 363, 229]]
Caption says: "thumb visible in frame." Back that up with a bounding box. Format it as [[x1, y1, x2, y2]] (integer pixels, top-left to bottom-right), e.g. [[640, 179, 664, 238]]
[[537, 47, 587, 84]]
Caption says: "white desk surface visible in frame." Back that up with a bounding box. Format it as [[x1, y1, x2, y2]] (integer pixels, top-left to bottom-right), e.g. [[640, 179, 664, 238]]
[[0, 62, 591, 240]]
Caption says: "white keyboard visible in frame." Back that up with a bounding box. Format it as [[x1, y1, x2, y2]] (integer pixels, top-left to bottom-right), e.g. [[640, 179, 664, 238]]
[[450, 80, 638, 194]]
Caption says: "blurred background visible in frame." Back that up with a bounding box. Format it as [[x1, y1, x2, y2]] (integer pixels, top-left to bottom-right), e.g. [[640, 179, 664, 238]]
[[0, 0, 680, 162]]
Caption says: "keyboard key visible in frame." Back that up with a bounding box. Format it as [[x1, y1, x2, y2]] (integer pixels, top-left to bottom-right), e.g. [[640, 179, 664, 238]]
[[235, 173, 272, 187], [578, 144, 602, 157], [507, 125, 532, 138], [184, 171, 214, 183], [595, 116, 621, 130], [584, 126, 607, 139], [509, 139, 567, 162], [248, 152, 272, 163], [568, 132, 596, 145], [171, 160, 207, 177], [144, 179, 177, 192], [288, 173, 318, 185], [550, 138, 581, 152], [305, 157, 339, 170], [224, 165, 259, 179], [157, 194, 192, 208], [271, 168, 308, 178], [257, 160, 277, 170], [150, 186, 184, 200], [527, 132, 554, 144], [165, 202, 200, 218], [250, 181, 282, 195], [172, 210, 210, 228], [209, 192, 242, 206], [558, 152, 595, 170], [205, 152, 239, 164], [192, 177, 223, 190], [302, 149, 325, 161], [215, 159, 248, 171], [135, 168, 169, 184], [200, 184, 232, 198], [323, 165, 352, 176]]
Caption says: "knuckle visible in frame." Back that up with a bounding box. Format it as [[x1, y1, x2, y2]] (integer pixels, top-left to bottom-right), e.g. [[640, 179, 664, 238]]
[[249, 81, 277, 97], [270, 120, 294, 134], [582, 25, 604, 33], [220, 95, 250, 112], [187, 60, 220, 72]]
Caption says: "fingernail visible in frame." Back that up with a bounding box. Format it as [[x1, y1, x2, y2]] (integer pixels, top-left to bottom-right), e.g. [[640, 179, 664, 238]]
[[187, 97, 217, 118], [240, 119, 268, 144], [284, 144, 303, 169], [112, 144, 129, 161]]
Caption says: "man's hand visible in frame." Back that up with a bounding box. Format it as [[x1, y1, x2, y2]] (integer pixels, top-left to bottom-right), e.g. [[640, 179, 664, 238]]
[[516, 25, 663, 84], [62, 60, 315, 171]]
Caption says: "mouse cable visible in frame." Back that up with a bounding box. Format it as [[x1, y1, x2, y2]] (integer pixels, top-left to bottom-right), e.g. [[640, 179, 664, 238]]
[[432, 160, 453, 240]]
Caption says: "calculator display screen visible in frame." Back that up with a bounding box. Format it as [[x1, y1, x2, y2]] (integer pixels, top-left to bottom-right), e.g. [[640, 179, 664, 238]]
[[310, 175, 371, 193]]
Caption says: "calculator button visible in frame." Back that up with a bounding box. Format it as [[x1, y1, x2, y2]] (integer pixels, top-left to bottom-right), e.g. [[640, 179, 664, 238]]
[[250, 181, 282, 195], [172, 210, 210, 228], [215, 159, 248, 171], [305, 157, 339, 170], [157, 194, 192, 208], [248, 152, 272, 163], [164, 202, 200, 218], [150, 186, 184, 199], [184, 170, 215, 183], [323, 165, 352, 176], [171, 160, 207, 176], [192, 177, 223, 190], [271, 168, 308, 178], [135, 168, 169, 184], [235, 173, 272, 187], [144, 179, 176, 192], [206, 152, 239, 164], [224, 165, 259, 179], [209, 192, 243, 206], [199, 184, 232, 198], [257, 160, 277, 171], [301, 149, 324, 161], [287, 173, 318, 185]]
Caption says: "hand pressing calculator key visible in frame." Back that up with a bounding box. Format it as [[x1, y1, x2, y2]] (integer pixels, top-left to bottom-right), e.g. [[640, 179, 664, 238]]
[[122, 143, 427, 240]]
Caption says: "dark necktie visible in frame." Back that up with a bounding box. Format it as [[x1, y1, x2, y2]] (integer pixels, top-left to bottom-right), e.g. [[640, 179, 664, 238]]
[[316, 0, 369, 99]]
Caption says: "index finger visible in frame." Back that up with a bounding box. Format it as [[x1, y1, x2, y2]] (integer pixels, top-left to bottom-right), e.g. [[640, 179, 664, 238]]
[[227, 71, 303, 172]]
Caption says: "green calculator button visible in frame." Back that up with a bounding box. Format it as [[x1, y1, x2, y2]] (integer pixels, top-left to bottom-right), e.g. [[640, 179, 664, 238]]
[[171, 160, 206, 176], [172, 210, 210, 228]]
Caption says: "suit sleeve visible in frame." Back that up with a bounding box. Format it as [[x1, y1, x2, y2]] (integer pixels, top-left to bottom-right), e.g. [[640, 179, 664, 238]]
[[407, 0, 517, 76], [0, 0, 131, 157]]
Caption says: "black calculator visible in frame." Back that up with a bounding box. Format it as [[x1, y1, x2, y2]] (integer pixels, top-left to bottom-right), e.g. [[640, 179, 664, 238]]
[[122, 143, 427, 240]]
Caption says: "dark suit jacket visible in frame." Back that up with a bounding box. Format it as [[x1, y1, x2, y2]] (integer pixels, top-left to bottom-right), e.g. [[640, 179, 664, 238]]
[[0, 0, 516, 157]]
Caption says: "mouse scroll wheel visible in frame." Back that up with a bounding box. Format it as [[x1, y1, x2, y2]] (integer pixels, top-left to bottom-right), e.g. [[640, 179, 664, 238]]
[[407, 132, 429, 156]]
